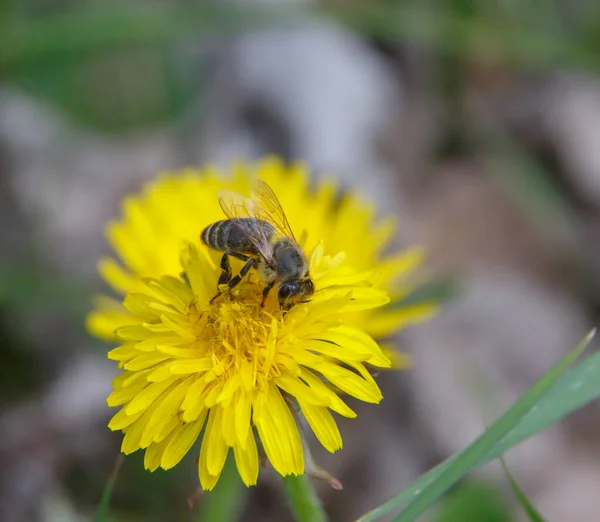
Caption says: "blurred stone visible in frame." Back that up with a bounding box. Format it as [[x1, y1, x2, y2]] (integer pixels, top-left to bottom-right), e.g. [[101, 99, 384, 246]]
[[525, 447, 600, 522], [544, 76, 600, 204], [465, 68, 600, 307], [408, 161, 578, 286], [187, 21, 407, 214], [0, 87, 180, 280], [0, 353, 115, 522]]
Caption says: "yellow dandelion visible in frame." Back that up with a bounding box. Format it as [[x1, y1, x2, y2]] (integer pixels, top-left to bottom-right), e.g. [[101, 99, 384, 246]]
[[88, 157, 433, 491]]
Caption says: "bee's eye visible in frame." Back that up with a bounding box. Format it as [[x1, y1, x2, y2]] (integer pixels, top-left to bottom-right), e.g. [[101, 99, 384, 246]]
[[303, 279, 314, 294], [278, 283, 296, 301]]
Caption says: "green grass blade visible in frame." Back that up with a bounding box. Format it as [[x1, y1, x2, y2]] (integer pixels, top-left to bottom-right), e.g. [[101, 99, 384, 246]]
[[95, 454, 124, 522], [433, 482, 511, 522], [356, 328, 596, 522], [500, 457, 546, 522], [485, 346, 600, 456]]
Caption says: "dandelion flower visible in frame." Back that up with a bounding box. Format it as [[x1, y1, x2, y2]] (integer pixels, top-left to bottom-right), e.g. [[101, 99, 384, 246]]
[[88, 157, 433, 490]]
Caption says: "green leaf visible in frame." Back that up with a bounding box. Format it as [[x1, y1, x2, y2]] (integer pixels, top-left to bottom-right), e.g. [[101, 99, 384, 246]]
[[356, 328, 596, 522], [500, 458, 546, 522]]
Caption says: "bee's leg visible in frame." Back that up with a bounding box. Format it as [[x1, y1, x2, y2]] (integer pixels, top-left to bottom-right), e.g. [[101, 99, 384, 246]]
[[217, 252, 233, 286], [229, 252, 251, 262], [210, 252, 234, 304], [260, 281, 275, 307], [228, 258, 255, 290], [211, 252, 254, 304]]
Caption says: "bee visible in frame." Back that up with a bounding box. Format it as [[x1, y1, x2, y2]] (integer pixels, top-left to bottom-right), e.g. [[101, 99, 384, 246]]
[[201, 179, 314, 310]]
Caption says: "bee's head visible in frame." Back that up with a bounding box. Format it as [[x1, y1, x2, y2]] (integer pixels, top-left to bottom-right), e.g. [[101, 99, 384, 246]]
[[278, 278, 314, 311]]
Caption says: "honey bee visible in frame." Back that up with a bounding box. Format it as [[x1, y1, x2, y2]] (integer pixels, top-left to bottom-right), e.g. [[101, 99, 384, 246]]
[[201, 179, 314, 310]]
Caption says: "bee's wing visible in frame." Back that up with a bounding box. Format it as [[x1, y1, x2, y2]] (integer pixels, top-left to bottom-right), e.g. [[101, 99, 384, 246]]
[[218, 189, 275, 263], [251, 179, 297, 241]]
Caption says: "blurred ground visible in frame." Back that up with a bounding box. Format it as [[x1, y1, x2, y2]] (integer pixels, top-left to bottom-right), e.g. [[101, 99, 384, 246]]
[[2, 2, 600, 522]]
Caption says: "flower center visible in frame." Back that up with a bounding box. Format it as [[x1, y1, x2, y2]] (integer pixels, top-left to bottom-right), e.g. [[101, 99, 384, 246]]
[[188, 281, 286, 388]]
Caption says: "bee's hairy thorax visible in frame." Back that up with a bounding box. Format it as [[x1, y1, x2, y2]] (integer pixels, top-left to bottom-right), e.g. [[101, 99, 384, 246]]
[[271, 239, 308, 282]]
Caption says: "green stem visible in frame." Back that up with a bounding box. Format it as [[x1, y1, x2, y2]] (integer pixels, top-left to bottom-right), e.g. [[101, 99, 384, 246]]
[[282, 474, 329, 522], [195, 456, 247, 522], [95, 454, 124, 522]]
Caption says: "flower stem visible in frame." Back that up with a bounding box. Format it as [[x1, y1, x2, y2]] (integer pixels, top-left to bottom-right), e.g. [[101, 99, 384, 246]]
[[195, 456, 247, 522], [282, 474, 329, 522]]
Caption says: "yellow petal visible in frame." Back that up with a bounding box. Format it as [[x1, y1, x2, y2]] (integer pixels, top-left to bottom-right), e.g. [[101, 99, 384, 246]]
[[135, 336, 188, 351], [106, 377, 148, 407], [146, 362, 177, 382], [180, 243, 216, 306], [120, 401, 159, 455], [254, 385, 303, 476], [108, 407, 144, 431], [141, 377, 193, 447], [168, 358, 213, 374], [98, 257, 139, 294], [155, 345, 203, 358], [144, 433, 174, 471], [108, 344, 139, 362], [124, 376, 179, 415], [297, 339, 366, 363], [365, 302, 437, 339], [234, 391, 252, 449], [217, 373, 241, 404], [86, 297, 140, 340], [124, 352, 170, 371], [221, 402, 237, 447], [161, 416, 205, 470], [159, 313, 196, 340], [181, 377, 209, 410], [148, 276, 191, 312], [199, 408, 229, 489], [379, 344, 413, 370], [316, 327, 391, 368], [207, 408, 229, 476], [123, 292, 157, 317], [154, 415, 180, 443], [323, 286, 390, 311], [116, 324, 163, 342], [233, 432, 259, 487], [315, 267, 375, 288], [275, 373, 329, 406], [198, 466, 221, 492], [296, 352, 382, 403], [299, 369, 356, 418], [181, 387, 211, 423], [298, 400, 342, 453], [106, 221, 148, 277]]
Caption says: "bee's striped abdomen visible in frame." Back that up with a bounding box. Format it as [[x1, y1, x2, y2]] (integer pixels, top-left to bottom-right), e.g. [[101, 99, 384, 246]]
[[201, 220, 231, 250], [201, 219, 273, 256]]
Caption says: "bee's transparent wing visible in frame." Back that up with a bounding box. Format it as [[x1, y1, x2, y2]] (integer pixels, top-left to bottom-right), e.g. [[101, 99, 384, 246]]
[[251, 179, 297, 241], [218, 189, 274, 263]]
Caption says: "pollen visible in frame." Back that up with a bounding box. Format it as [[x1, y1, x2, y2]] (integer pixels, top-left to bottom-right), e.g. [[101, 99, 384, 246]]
[[195, 294, 280, 391]]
